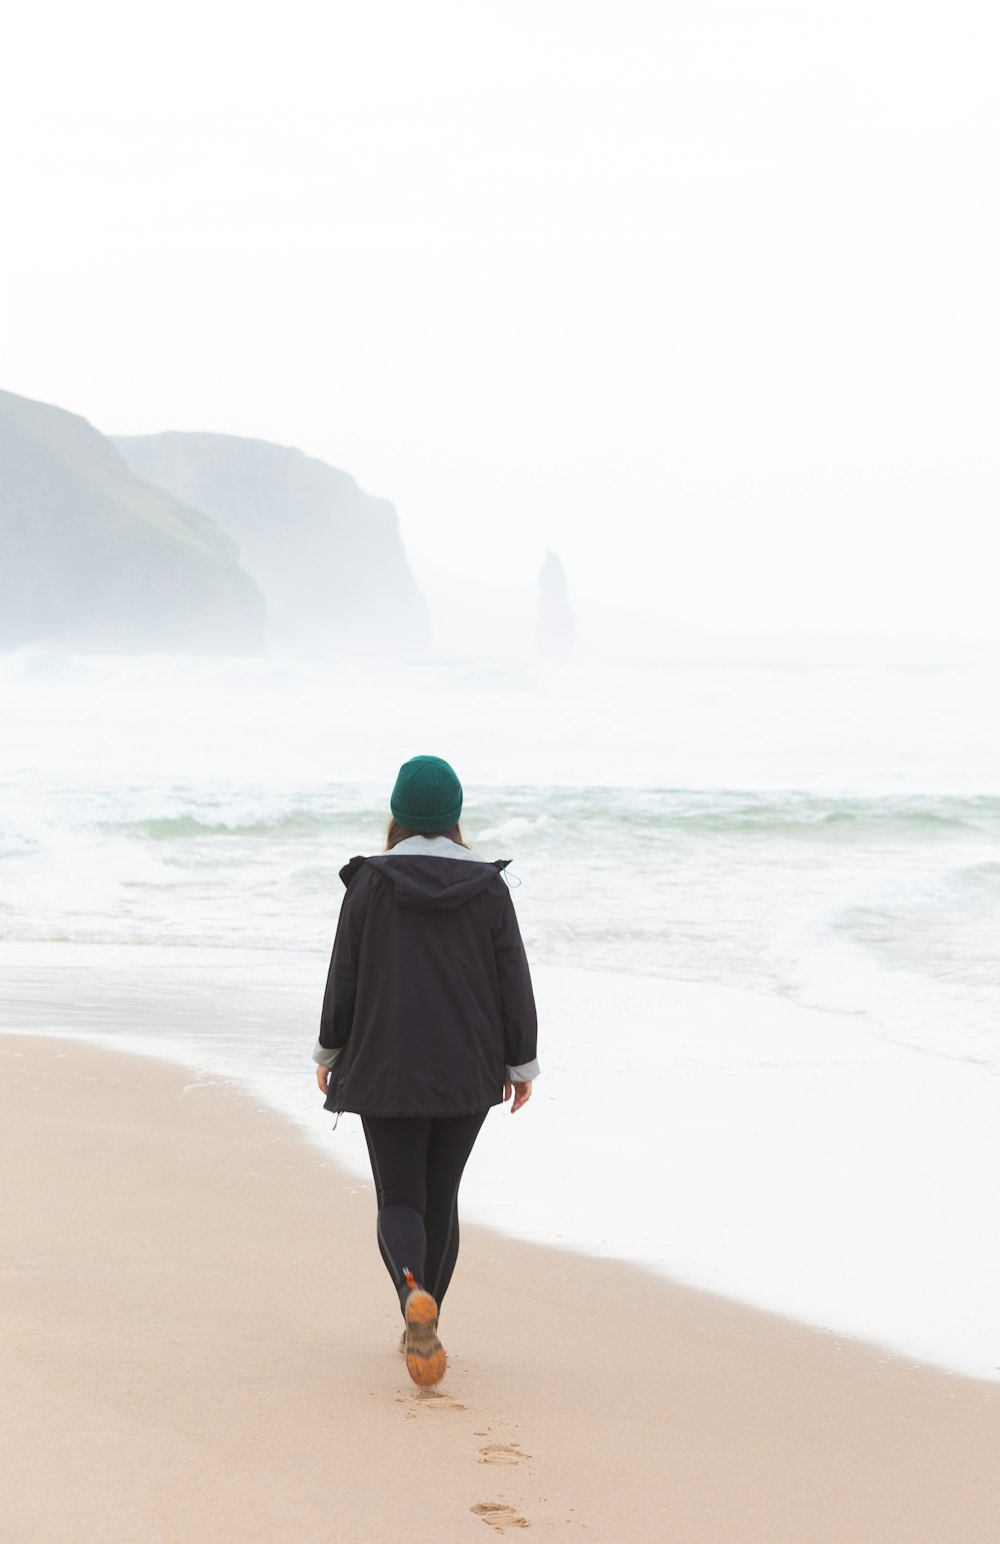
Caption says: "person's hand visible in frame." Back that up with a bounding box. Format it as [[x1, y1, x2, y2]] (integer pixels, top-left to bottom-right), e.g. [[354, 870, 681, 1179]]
[[316, 1064, 330, 1095], [504, 1079, 532, 1113]]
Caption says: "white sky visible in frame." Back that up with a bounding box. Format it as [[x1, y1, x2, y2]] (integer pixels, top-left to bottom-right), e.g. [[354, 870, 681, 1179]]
[[1, 1, 998, 659]]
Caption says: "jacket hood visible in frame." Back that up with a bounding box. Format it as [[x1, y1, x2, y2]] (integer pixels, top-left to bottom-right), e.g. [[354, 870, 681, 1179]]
[[363, 851, 511, 911], [339, 837, 512, 912]]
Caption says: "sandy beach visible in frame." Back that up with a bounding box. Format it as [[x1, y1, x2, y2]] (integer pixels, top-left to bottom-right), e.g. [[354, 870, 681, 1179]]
[[3, 1033, 999, 1544]]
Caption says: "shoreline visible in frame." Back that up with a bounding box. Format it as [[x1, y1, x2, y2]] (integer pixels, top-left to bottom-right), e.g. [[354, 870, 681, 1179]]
[[4, 940, 1000, 1381], [4, 1031, 1000, 1543]]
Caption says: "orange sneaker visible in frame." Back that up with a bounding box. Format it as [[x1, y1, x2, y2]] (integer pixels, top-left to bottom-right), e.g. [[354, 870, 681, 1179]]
[[402, 1269, 446, 1386]]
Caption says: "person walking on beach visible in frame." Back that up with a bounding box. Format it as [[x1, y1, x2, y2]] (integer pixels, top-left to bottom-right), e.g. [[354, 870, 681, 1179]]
[[312, 755, 539, 1387]]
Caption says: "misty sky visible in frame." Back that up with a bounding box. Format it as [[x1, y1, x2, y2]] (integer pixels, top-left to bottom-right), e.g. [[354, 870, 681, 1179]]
[[1, 1, 997, 659]]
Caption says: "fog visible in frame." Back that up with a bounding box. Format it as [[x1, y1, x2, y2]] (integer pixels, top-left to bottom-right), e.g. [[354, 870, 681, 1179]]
[[1, 1, 998, 661], [3, 3, 1000, 1410]]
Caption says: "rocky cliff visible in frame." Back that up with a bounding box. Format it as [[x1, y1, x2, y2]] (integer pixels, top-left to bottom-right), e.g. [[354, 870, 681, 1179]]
[[114, 432, 429, 654], [0, 390, 265, 653]]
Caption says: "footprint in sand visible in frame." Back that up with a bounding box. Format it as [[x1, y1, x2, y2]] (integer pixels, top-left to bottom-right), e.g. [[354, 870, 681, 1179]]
[[415, 1388, 467, 1410], [479, 1443, 531, 1466], [471, 1501, 530, 1531]]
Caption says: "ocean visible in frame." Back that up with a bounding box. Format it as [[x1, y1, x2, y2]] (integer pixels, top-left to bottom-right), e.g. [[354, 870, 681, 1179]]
[[2, 649, 999, 1377]]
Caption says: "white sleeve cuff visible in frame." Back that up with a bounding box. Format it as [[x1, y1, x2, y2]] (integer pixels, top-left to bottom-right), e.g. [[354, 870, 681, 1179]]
[[506, 1058, 539, 1082], [312, 1041, 343, 1069]]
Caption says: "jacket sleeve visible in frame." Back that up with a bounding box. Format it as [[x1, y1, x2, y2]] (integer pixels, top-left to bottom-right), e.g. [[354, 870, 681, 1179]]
[[313, 872, 368, 1069], [492, 886, 540, 1081]]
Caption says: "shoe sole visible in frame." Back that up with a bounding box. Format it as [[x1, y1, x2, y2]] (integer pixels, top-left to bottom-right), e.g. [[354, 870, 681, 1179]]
[[404, 1289, 446, 1386]]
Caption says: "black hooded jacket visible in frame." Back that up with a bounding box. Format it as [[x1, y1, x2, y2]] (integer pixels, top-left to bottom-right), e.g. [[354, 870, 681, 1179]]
[[317, 839, 539, 1117]]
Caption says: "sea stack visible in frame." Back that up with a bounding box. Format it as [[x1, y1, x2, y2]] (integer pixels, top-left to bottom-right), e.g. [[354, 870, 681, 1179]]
[[535, 550, 575, 661]]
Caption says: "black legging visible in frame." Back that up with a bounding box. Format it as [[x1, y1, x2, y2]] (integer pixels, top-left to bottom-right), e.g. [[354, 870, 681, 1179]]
[[361, 1112, 488, 1317]]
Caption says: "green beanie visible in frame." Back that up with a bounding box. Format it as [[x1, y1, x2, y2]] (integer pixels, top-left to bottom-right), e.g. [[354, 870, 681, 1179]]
[[390, 755, 464, 834]]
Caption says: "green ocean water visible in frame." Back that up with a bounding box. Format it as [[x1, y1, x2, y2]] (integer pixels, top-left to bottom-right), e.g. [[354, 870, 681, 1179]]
[[2, 651, 999, 1069]]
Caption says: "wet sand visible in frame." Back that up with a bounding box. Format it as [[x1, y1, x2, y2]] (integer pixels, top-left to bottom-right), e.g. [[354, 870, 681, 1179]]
[[3, 1033, 998, 1543]]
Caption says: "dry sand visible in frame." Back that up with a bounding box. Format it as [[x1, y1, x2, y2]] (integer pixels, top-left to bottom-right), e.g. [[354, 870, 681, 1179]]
[[2, 1033, 998, 1544]]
